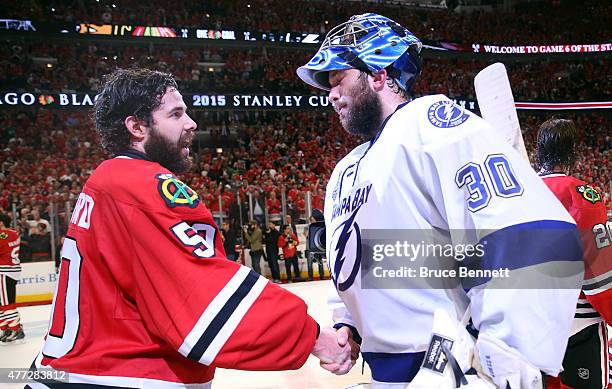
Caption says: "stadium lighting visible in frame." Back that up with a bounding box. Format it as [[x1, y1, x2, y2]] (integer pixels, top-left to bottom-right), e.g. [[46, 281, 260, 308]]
[[46, 64, 53, 68], [216, 148, 223, 154]]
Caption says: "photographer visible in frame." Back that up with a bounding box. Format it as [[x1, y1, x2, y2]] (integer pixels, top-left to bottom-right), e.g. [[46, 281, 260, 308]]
[[264, 222, 282, 283], [243, 220, 263, 274], [278, 225, 301, 283]]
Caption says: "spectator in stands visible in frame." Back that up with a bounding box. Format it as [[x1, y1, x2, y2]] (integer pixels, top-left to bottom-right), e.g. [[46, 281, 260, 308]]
[[27, 209, 50, 231], [243, 220, 263, 274], [220, 221, 238, 261], [16, 225, 31, 263], [266, 191, 281, 221], [285, 198, 301, 225], [278, 224, 300, 283], [28, 223, 51, 261], [251, 191, 265, 226], [284, 214, 297, 235], [264, 222, 282, 283]]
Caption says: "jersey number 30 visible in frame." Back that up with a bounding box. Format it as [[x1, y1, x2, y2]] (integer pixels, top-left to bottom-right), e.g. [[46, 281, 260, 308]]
[[43, 237, 82, 358], [455, 154, 523, 212]]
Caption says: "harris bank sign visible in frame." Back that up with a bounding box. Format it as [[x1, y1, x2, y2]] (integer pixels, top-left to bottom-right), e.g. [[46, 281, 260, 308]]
[[0, 91, 480, 111]]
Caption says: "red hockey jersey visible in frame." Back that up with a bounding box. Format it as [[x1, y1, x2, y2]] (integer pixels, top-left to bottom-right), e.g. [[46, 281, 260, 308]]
[[0, 227, 21, 280], [36, 152, 318, 387], [542, 173, 612, 329]]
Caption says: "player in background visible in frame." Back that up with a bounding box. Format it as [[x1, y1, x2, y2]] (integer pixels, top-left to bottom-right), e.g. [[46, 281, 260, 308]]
[[297, 13, 584, 388], [0, 213, 25, 345], [29, 68, 351, 388], [537, 118, 611, 389]]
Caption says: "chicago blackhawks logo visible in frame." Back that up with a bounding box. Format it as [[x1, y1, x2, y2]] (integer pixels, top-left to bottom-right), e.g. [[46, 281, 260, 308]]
[[156, 174, 200, 208], [576, 184, 601, 204]]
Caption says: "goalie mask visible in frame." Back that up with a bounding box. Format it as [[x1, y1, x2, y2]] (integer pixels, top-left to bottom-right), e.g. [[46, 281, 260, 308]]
[[297, 13, 423, 92]]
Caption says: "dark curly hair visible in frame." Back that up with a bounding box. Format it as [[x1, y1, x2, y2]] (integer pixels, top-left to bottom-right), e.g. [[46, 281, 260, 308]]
[[0, 214, 11, 228], [536, 118, 578, 172], [93, 68, 178, 155]]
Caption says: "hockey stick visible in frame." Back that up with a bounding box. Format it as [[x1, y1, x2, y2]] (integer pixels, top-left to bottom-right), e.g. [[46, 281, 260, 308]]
[[474, 63, 530, 162]]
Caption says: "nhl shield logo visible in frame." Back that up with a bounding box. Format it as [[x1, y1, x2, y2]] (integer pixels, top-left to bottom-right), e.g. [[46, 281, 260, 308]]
[[577, 367, 589, 380], [427, 101, 470, 128]]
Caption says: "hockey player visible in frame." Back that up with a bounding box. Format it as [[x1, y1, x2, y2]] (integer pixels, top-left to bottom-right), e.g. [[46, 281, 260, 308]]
[[29, 68, 351, 388], [536, 118, 611, 389], [0, 213, 25, 345], [297, 13, 584, 388]]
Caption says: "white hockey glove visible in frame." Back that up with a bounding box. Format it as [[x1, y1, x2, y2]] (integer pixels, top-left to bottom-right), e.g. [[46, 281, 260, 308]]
[[474, 333, 543, 389], [409, 309, 495, 389]]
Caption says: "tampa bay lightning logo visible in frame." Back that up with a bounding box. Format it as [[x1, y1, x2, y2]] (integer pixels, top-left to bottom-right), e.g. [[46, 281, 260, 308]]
[[427, 101, 469, 128], [331, 204, 362, 292]]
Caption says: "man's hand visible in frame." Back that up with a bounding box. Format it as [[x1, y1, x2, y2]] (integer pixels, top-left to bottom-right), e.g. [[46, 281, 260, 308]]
[[320, 326, 359, 374], [336, 326, 360, 364], [312, 327, 352, 375]]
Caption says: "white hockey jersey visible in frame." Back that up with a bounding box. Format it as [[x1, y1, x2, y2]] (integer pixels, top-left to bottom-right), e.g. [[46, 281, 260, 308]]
[[324, 95, 584, 385]]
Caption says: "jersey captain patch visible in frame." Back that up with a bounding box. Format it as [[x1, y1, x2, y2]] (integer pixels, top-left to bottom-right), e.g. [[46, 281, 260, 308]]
[[576, 184, 601, 204], [156, 173, 200, 208], [427, 100, 469, 128]]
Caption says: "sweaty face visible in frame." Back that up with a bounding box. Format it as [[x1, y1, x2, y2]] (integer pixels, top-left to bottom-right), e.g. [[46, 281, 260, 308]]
[[144, 88, 196, 173], [329, 69, 383, 139]]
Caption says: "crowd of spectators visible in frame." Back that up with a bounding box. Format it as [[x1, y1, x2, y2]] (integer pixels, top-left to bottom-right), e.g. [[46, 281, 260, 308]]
[[2, 40, 609, 102], [1, 106, 609, 264], [4, 0, 608, 46], [1, 0, 610, 261]]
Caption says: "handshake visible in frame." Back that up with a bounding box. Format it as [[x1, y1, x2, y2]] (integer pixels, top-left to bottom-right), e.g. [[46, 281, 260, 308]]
[[311, 326, 360, 375]]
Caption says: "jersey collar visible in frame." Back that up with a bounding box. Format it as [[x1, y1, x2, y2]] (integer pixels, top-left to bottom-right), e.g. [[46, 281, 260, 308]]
[[538, 171, 567, 178], [116, 149, 152, 161]]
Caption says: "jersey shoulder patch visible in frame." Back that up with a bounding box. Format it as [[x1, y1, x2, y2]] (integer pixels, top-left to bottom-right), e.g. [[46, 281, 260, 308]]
[[156, 173, 201, 208], [426, 100, 470, 128], [575, 184, 601, 204]]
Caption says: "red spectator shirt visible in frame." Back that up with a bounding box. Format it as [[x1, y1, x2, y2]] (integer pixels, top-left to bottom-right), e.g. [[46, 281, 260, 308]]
[[36, 151, 317, 387], [542, 173, 612, 327], [278, 233, 299, 259], [267, 197, 281, 215], [0, 227, 21, 280]]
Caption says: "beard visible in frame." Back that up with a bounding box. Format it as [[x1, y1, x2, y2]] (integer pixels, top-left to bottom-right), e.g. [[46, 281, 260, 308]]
[[340, 76, 384, 139], [144, 126, 193, 173]]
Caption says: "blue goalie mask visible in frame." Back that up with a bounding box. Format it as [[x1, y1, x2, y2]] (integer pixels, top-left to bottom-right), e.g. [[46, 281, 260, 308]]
[[297, 13, 423, 92]]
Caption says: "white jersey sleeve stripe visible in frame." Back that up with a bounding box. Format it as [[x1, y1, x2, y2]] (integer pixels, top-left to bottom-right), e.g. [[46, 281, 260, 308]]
[[178, 266, 267, 365]]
